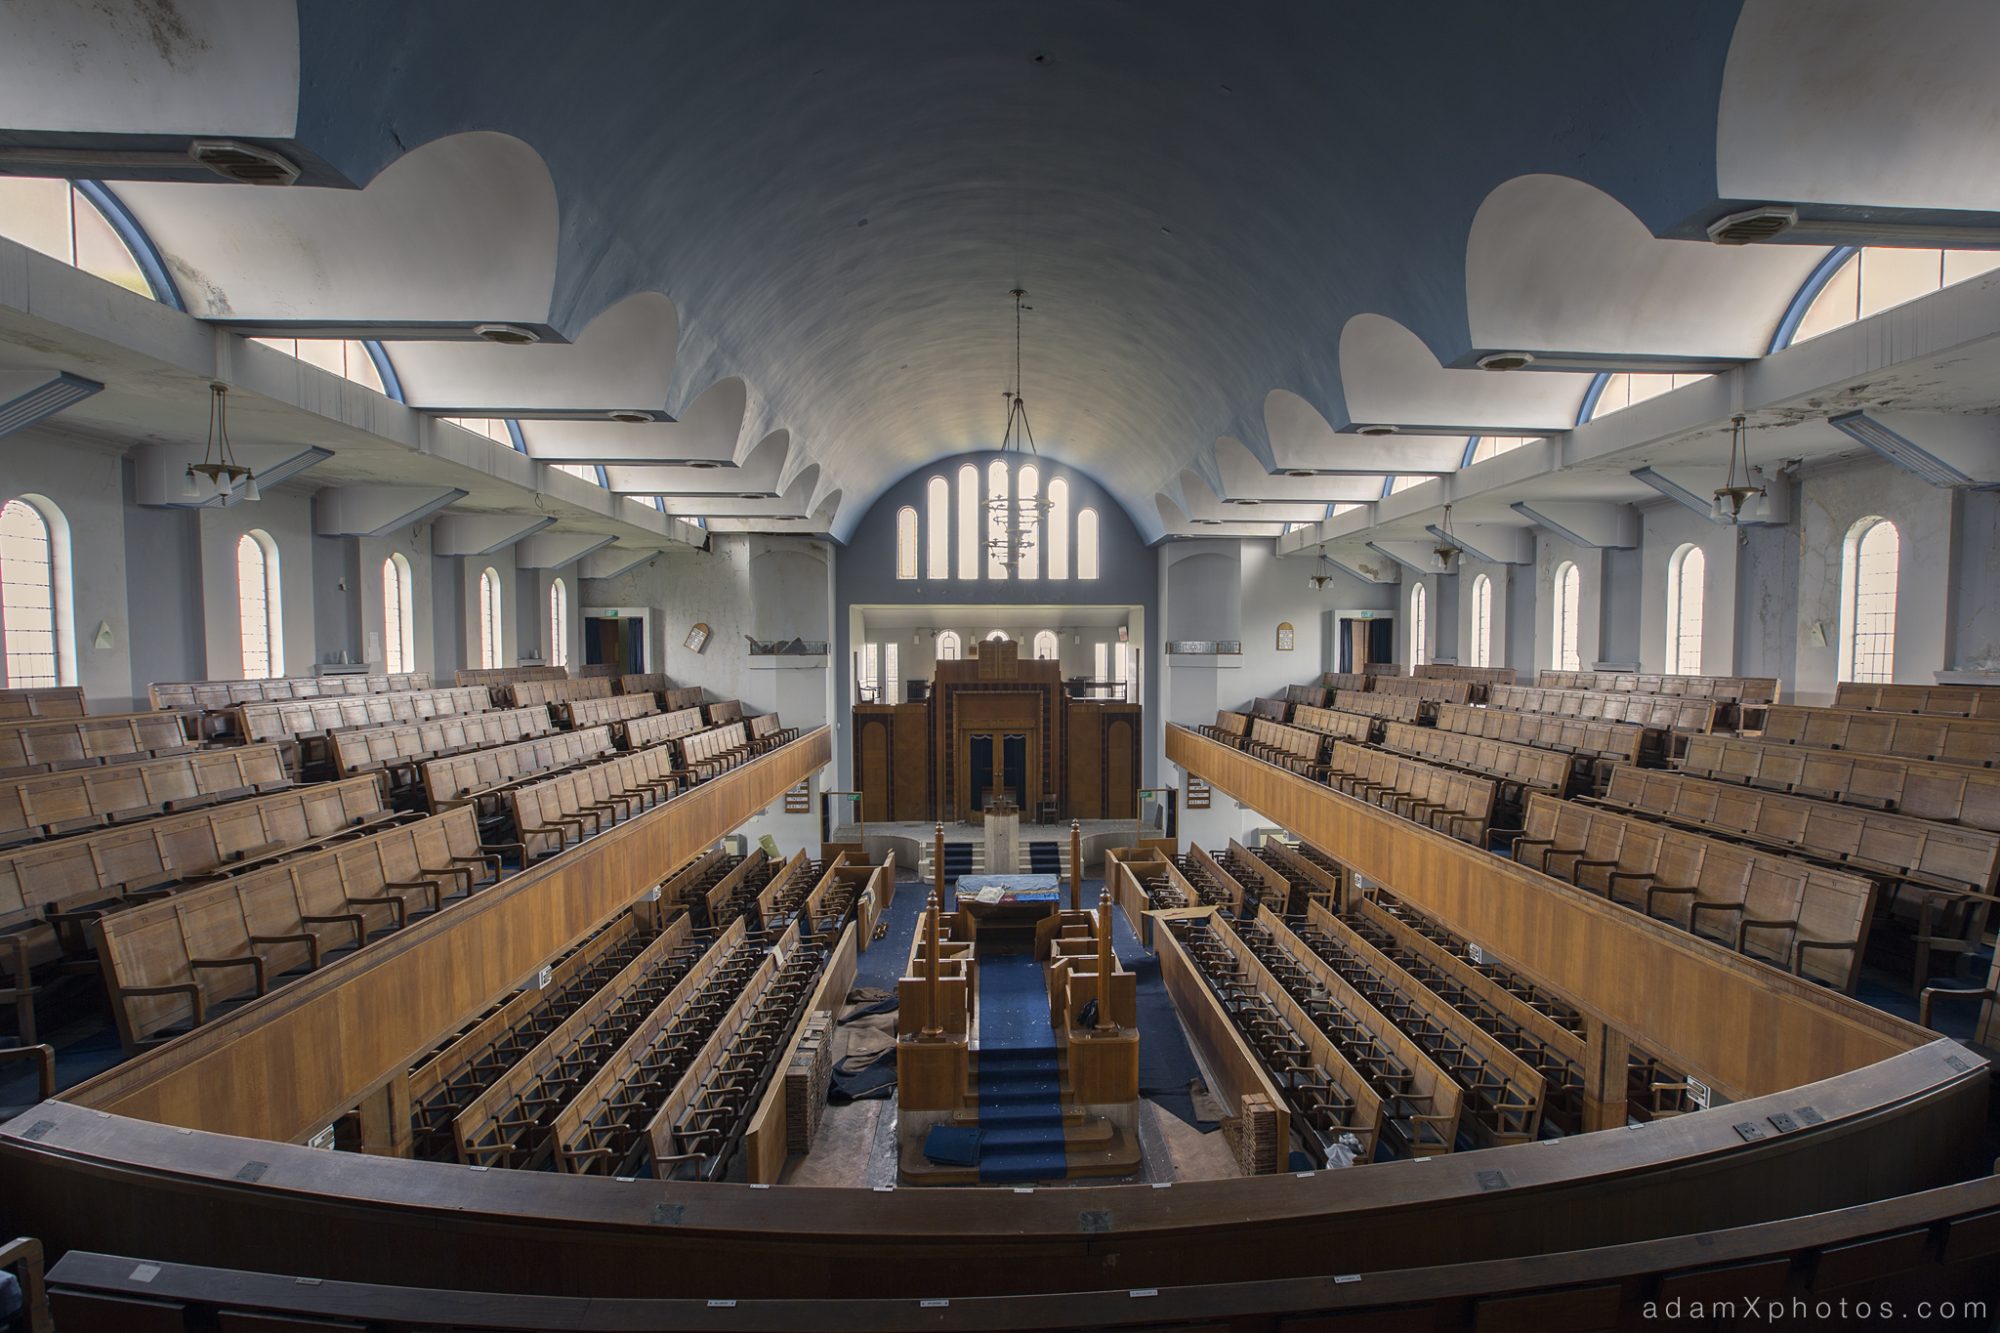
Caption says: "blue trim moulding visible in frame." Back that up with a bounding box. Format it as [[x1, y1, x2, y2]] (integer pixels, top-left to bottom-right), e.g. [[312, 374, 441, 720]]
[[505, 419, 528, 454], [1575, 373, 1610, 427], [74, 181, 184, 312], [1769, 246, 1858, 354], [363, 341, 405, 403]]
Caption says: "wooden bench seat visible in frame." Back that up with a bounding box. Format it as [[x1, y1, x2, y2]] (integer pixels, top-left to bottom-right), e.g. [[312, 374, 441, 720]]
[[560, 692, 660, 733], [0, 685, 86, 720], [1284, 683, 1330, 708], [329, 704, 557, 785], [1322, 741, 1494, 844], [1368, 676, 1477, 706], [421, 725, 618, 814], [454, 665, 570, 690], [624, 706, 707, 751], [0, 743, 291, 845], [1538, 670, 1779, 705], [506, 744, 684, 860], [616, 672, 671, 699], [1832, 682, 2000, 720], [148, 672, 430, 712], [0, 711, 194, 777], [0, 774, 393, 969], [1319, 671, 1370, 692], [234, 685, 493, 747], [88, 804, 505, 1050], [1289, 704, 1376, 745], [1242, 718, 1327, 778], [1377, 720, 1571, 806], [744, 712, 801, 752], [1195, 710, 1252, 745], [1327, 689, 1426, 724], [1249, 696, 1290, 723], [1490, 684, 1718, 735], [1757, 704, 2000, 768], [1510, 793, 1877, 990], [704, 699, 745, 726], [1433, 702, 1647, 770], [674, 722, 753, 783], [1678, 732, 2000, 832]]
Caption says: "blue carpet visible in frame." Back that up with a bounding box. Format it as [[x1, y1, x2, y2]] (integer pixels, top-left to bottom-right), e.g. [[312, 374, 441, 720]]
[[976, 953, 1068, 1183], [1026, 842, 1063, 874]]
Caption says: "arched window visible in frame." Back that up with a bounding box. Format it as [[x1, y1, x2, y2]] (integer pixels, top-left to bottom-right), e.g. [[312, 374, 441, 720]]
[[236, 530, 282, 679], [1464, 435, 1540, 465], [0, 176, 155, 299], [382, 554, 414, 674], [1033, 630, 1059, 660], [956, 463, 980, 579], [0, 498, 62, 687], [548, 578, 569, 668], [478, 567, 503, 669], [937, 630, 961, 662], [883, 642, 900, 704], [1470, 574, 1493, 669], [1386, 474, 1424, 496], [251, 337, 387, 393], [1553, 561, 1581, 672], [1840, 518, 1900, 684], [986, 458, 1011, 579], [894, 506, 919, 579], [1076, 507, 1100, 580], [1409, 582, 1428, 667], [1047, 478, 1071, 580], [986, 630, 1010, 642], [551, 463, 604, 486], [1665, 544, 1705, 676], [925, 476, 950, 578], [1016, 464, 1041, 579], [1792, 248, 2000, 347]]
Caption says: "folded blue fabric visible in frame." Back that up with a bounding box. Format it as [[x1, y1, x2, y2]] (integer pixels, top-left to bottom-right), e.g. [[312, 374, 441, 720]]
[[923, 1124, 982, 1167]]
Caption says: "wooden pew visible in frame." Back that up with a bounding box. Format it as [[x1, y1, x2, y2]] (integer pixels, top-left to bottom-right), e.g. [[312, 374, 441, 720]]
[[1161, 909, 1383, 1165], [147, 672, 431, 712], [1249, 696, 1290, 723], [564, 692, 660, 736], [1243, 717, 1327, 778], [1367, 675, 1477, 706], [328, 705, 557, 785], [744, 712, 801, 752], [0, 711, 193, 777], [1289, 704, 1376, 744], [1490, 684, 1717, 736], [1256, 838, 1344, 916], [89, 805, 503, 1051], [1538, 670, 1780, 705], [1319, 671, 1370, 692], [623, 706, 707, 752], [1412, 665, 1517, 699], [705, 699, 745, 726], [616, 672, 670, 698], [1678, 731, 2000, 832], [453, 666, 570, 690], [1321, 741, 1495, 843], [0, 685, 86, 720], [1833, 682, 2000, 719], [1377, 719, 1571, 809], [1433, 701, 1647, 772], [674, 722, 753, 783], [1296, 892, 1544, 1144], [406, 904, 659, 1159], [506, 743, 682, 860], [1326, 689, 1425, 724], [663, 686, 705, 711], [1283, 683, 1330, 708], [458, 916, 741, 1169], [1218, 839, 1299, 916], [1, 774, 395, 967], [0, 744, 291, 846], [1510, 793, 1877, 990], [421, 725, 617, 814], [234, 685, 493, 749], [1758, 703, 2000, 768], [1195, 709, 1252, 745], [500, 677, 615, 710]]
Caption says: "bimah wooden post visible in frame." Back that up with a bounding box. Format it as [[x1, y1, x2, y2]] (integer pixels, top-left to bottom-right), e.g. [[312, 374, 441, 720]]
[[1069, 818, 1083, 911], [1095, 885, 1117, 1034], [921, 884, 944, 1039], [933, 820, 947, 911]]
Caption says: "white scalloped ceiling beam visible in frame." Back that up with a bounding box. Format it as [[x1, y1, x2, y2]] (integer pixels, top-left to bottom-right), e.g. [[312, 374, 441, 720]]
[[1337, 313, 1593, 435], [392, 292, 679, 418]]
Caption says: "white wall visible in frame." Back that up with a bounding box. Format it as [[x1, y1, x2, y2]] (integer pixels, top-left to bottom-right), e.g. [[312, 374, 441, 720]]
[[198, 488, 316, 679], [0, 429, 132, 705], [1533, 532, 1605, 672], [1453, 559, 1514, 676], [1639, 501, 1738, 675]]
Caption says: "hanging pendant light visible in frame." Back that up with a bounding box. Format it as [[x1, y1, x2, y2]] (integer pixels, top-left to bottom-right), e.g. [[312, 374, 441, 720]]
[[1432, 503, 1463, 572], [1712, 414, 1764, 524], [188, 382, 258, 503], [984, 288, 1055, 575]]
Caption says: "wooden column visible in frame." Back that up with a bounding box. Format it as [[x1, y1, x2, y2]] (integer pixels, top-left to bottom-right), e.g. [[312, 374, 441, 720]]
[[921, 884, 944, 1040], [1581, 1019, 1631, 1132], [933, 821, 947, 911], [1095, 885, 1117, 1034], [356, 1073, 412, 1158], [1069, 819, 1083, 911]]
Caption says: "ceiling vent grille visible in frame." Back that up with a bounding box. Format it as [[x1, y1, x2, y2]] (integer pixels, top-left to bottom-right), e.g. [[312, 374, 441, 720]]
[[189, 140, 300, 186], [473, 323, 541, 346], [1706, 205, 1798, 245]]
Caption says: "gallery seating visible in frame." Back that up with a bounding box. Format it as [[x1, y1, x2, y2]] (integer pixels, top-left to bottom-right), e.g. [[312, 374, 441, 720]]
[[147, 672, 431, 712], [0, 743, 291, 845], [0, 711, 194, 776], [1677, 731, 2000, 831], [1831, 682, 2000, 719], [1758, 703, 2000, 768], [1321, 742, 1495, 843], [0, 685, 87, 720]]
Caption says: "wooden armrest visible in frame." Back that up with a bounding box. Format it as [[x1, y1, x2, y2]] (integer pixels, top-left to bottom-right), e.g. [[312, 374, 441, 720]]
[[301, 912, 367, 949], [191, 953, 269, 994], [119, 980, 207, 1026], [0, 1044, 56, 1099], [0, 1233, 48, 1333], [250, 930, 323, 969], [1790, 938, 1861, 974], [1918, 985, 1999, 1031], [346, 894, 410, 929], [1510, 835, 1552, 861]]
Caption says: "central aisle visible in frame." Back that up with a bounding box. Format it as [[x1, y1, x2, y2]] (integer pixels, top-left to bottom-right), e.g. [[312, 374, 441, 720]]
[[974, 953, 1068, 1183]]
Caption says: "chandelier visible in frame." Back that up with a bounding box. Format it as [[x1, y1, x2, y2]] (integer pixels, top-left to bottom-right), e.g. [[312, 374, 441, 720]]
[[182, 382, 260, 502], [1712, 414, 1765, 523], [1432, 502, 1462, 572], [986, 288, 1055, 574]]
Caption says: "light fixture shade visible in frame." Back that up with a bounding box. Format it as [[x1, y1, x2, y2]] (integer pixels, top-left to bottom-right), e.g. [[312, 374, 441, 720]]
[[243, 474, 261, 501], [181, 466, 199, 499]]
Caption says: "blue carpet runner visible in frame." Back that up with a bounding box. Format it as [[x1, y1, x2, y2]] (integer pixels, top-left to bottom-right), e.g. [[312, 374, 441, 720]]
[[942, 843, 976, 878], [975, 953, 1069, 1183], [1026, 842, 1063, 874]]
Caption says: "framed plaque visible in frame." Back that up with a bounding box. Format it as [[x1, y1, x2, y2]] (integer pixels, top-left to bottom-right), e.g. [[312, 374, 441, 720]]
[[1276, 621, 1295, 652], [684, 622, 711, 654]]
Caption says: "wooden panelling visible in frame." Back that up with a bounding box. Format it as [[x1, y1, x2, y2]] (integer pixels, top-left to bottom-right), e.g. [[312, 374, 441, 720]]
[[1166, 725, 1927, 1099]]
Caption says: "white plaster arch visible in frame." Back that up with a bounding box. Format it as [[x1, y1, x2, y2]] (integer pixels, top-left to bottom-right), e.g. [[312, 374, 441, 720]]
[[0, 0, 298, 136], [520, 375, 749, 467], [1719, 0, 2000, 211], [1466, 175, 1825, 359], [118, 131, 558, 323], [1337, 313, 1591, 433], [1260, 391, 1472, 477], [1175, 469, 1319, 526], [1213, 436, 1387, 504], [392, 291, 680, 412]]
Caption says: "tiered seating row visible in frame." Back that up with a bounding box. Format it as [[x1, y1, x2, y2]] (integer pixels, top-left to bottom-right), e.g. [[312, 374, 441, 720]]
[[90, 804, 504, 1050], [1322, 742, 1494, 844], [329, 705, 557, 781], [1412, 665, 1516, 688], [1289, 704, 1375, 744], [1378, 720, 1571, 804], [508, 744, 683, 861], [0, 685, 86, 720], [0, 711, 193, 776], [0, 743, 291, 846], [1833, 681, 2000, 719], [422, 726, 617, 812], [1537, 670, 1779, 705], [148, 673, 430, 712], [617, 672, 670, 697], [624, 707, 706, 750], [676, 722, 754, 781], [1512, 793, 1876, 989], [1241, 718, 1326, 777], [1326, 689, 1425, 724], [1, 774, 395, 954], [1758, 704, 2000, 769], [745, 712, 801, 751], [1488, 684, 1716, 735], [502, 677, 614, 709], [565, 692, 659, 733], [1678, 732, 2000, 832], [453, 666, 569, 689], [236, 686, 493, 747], [1433, 701, 1647, 768], [1366, 676, 1476, 706], [1195, 710, 1250, 744]]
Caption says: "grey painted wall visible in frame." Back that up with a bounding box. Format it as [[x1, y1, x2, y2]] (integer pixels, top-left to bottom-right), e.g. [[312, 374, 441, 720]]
[[1599, 546, 1643, 667]]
